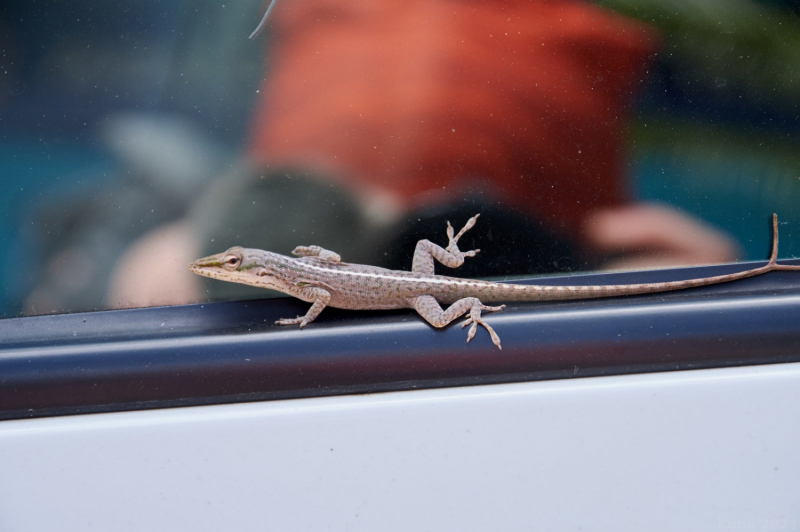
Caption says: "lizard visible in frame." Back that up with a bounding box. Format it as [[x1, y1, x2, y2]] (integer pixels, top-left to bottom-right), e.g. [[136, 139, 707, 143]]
[[189, 213, 799, 350]]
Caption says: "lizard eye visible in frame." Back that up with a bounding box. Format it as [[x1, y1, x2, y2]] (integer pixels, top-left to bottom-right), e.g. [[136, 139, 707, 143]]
[[223, 255, 241, 269]]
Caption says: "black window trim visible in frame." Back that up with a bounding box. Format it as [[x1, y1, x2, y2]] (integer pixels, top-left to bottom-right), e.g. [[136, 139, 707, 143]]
[[2, 259, 800, 421]]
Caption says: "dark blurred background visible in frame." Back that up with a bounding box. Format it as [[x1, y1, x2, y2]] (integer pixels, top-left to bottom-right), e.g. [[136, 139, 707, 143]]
[[1, 0, 799, 318]]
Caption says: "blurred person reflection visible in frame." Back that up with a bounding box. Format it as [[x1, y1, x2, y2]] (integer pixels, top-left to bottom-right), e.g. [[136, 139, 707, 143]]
[[108, 0, 737, 309]]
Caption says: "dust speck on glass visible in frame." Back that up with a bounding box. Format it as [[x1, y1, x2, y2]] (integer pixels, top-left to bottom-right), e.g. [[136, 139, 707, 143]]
[[1, 0, 798, 318]]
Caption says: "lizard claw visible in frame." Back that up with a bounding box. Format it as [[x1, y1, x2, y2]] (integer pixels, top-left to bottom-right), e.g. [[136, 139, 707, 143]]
[[468, 316, 501, 349], [451, 214, 480, 244], [466, 322, 478, 343], [462, 213, 480, 232], [459, 316, 479, 343], [461, 303, 505, 350]]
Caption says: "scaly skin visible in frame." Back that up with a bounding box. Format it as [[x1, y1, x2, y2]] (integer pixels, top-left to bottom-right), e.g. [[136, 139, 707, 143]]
[[189, 214, 799, 349]]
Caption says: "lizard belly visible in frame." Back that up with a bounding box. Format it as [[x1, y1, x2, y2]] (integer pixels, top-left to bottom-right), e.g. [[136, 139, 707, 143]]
[[328, 291, 411, 310], [323, 274, 428, 310], [324, 275, 501, 309]]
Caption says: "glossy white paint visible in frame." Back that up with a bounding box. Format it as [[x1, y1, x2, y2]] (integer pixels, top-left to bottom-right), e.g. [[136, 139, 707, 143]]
[[1, 364, 799, 531]]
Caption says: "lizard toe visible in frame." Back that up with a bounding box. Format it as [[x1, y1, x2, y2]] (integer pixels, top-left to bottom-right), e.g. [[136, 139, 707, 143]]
[[275, 316, 303, 326], [465, 322, 478, 343]]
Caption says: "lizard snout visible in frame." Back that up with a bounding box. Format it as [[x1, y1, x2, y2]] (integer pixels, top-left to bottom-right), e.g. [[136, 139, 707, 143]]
[[187, 252, 226, 276]]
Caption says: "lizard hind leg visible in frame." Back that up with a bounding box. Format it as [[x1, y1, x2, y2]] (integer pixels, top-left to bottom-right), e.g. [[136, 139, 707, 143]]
[[413, 294, 506, 350], [411, 214, 482, 274]]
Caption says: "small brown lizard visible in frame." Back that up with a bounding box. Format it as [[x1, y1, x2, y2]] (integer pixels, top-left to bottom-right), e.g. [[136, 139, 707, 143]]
[[189, 214, 799, 349]]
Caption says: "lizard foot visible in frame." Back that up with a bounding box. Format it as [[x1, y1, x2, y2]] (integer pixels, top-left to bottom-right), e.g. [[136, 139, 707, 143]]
[[275, 316, 310, 328], [446, 214, 480, 257], [461, 303, 506, 350], [291, 245, 342, 262]]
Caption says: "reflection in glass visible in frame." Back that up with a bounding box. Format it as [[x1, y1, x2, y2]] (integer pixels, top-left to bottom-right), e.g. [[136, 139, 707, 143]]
[[1, 0, 798, 318]]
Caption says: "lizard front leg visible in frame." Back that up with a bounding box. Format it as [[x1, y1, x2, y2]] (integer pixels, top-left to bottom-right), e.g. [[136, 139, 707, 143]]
[[412, 294, 506, 350], [291, 245, 341, 262], [412, 214, 481, 274], [275, 286, 331, 328]]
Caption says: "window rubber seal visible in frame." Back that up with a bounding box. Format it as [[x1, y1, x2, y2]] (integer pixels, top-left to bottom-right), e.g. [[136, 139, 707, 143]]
[[1, 260, 799, 421]]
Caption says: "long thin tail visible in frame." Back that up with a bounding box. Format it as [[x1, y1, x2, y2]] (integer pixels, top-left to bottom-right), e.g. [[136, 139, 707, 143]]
[[249, 0, 279, 40], [495, 214, 800, 302]]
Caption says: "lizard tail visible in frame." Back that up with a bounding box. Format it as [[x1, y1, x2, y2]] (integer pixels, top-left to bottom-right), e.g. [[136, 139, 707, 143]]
[[249, 0, 279, 39], [493, 214, 799, 302]]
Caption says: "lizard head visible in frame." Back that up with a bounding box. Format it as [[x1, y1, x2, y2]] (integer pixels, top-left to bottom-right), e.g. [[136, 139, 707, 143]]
[[188, 246, 288, 291]]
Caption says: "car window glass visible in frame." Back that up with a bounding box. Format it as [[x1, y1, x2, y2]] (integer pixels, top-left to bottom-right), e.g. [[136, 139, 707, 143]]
[[2, 0, 798, 318]]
